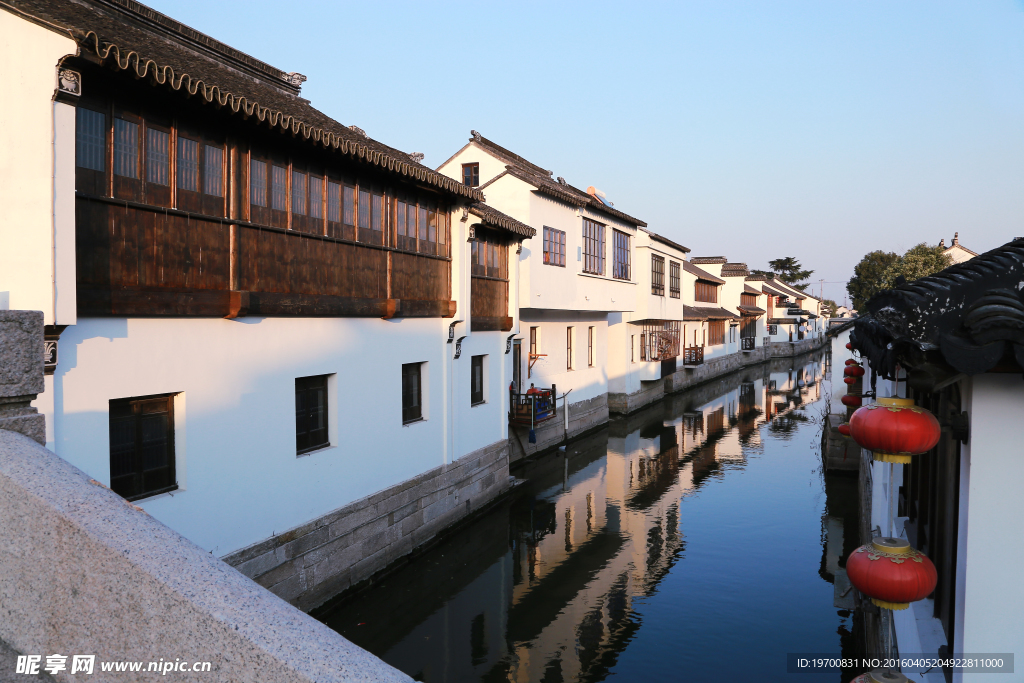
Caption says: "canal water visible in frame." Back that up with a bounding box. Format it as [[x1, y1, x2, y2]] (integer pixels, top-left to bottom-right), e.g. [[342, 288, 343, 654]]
[[318, 349, 861, 682]]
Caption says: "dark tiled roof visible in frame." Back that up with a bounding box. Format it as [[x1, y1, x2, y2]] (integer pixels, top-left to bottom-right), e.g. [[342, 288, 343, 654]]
[[684, 306, 738, 321], [738, 305, 767, 315], [15, 0, 481, 201], [760, 284, 789, 298], [649, 232, 691, 254], [851, 238, 1024, 378], [743, 285, 762, 296], [468, 202, 535, 239], [690, 256, 727, 264], [683, 261, 725, 285], [721, 265, 749, 277], [470, 133, 647, 227]]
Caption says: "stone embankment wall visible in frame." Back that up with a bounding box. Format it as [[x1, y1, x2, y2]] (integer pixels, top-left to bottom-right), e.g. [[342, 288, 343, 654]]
[[223, 440, 510, 611], [0, 434, 410, 683], [0, 310, 45, 444], [509, 393, 609, 462], [611, 337, 828, 415]]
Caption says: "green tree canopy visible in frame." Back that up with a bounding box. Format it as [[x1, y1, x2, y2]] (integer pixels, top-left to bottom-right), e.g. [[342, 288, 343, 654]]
[[879, 243, 952, 290], [846, 245, 952, 310], [766, 257, 814, 291], [847, 250, 898, 311]]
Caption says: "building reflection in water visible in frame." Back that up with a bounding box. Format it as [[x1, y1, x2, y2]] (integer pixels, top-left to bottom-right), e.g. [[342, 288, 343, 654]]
[[319, 352, 841, 683]]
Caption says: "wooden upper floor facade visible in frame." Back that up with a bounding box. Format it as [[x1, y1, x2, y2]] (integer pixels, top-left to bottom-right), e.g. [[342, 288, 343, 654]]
[[70, 61, 470, 319]]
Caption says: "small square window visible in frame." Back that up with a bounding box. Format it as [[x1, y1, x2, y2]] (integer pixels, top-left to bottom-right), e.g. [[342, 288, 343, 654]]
[[109, 394, 176, 501], [295, 375, 329, 454], [402, 362, 424, 424]]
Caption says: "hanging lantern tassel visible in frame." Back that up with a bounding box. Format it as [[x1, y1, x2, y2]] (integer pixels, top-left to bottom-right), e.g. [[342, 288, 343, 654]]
[[849, 397, 941, 464], [847, 537, 937, 610], [849, 669, 916, 683]]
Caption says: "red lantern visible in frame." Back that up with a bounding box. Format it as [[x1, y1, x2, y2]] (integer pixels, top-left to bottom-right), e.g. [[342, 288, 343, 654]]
[[844, 377, 857, 385], [846, 342, 853, 349], [849, 397, 941, 464], [847, 537, 937, 610], [845, 359, 860, 366], [850, 669, 914, 683], [844, 366, 865, 377], [838, 423, 851, 436], [841, 395, 862, 407]]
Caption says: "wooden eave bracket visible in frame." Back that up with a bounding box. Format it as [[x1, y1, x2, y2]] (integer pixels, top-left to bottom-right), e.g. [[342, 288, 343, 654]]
[[443, 300, 458, 318], [528, 353, 546, 373]]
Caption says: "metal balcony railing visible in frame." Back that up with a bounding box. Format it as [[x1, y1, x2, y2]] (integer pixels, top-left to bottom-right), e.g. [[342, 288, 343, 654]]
[[683, 346, 704, 365], [509, 385, 557, 427]]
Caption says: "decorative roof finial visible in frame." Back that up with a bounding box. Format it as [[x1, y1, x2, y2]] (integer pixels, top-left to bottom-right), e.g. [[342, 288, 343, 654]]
[[939, 238, 945, 248], [285, 72, 307, 88], [348, 125, 367, 138], [953, 232, 959, 245], [557, 177, 567, 186], [471, 130, 482, 142], [409, 152, 425, 164]]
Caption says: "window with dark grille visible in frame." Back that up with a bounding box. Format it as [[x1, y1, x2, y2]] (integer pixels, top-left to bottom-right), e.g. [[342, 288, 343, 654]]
[[292, 170, 307, 215], [471, 355, 485, 405], [588, 326, 595, 366], [309, 176, 324, 220], [271, 165, 287, 210], [76, 108, 105, 172], [695, 281, 718, 303], [113, 118, 139, 178], [204, 145, 223, 197], [582, 218, 605, 275], [613, 230, 630, 280], [651, 254, 665, 295], [109, 394, 176, 501], [543, 227, 566, 267], [250, 159, 267, 207], [402, 362, 424, 424], [177, 137, 199, 192], [463, 163, 480, 187], [669, 261, 681, 298], [295, 375, 329, 454], [146, 128, 169, 186]]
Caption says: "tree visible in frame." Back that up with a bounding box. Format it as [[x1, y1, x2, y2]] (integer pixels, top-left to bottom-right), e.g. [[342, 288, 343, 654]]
[[846, 250, 899, 311], [846, 245, 952, 311], [767, 257, 814, 291], [879, 243, 952, 290], [820, 298, 839, 317]]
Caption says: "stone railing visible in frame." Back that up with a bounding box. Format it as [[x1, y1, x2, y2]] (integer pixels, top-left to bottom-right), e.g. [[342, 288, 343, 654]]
[[0, 310, 409, 683]]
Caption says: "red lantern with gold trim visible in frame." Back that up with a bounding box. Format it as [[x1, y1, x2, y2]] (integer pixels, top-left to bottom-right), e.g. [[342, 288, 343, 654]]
[[841, 395, 862, 407], [844, 366, 865, 377], [846, 537, 937, 610], [845, 359, 860, 366], [848, 397, 941, 463], [844, 377, 857, 385], [850, 669, 916, 683]]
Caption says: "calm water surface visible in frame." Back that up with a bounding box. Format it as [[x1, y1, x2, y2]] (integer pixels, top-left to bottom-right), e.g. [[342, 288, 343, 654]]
[[319, 350, 859, 682]]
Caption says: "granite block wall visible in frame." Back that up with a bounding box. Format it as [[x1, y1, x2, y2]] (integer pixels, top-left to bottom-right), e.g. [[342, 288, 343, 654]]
[[224, 439, 510, 612]]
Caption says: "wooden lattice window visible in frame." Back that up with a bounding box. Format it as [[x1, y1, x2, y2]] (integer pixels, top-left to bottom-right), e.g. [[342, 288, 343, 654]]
[[582, 218, 605, 275], [652, 254, 665, 295], [613, 230, 630, 280], [670, 261, 681, 298]]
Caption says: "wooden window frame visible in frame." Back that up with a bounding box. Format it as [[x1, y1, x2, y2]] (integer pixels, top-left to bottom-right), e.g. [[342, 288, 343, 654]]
[[613, 230, 631, 280], [582, 218, 605, 275], [669, 261, 681, 298], [651, 254, 665, 296], [462, 162, 480, 187], [708, 319, 726, 346], [695, 281, 718, 303], [295, 375, 330, 455], [588, 326, 595, 367], [402, 362, 424, 424], [108, 393, 177, 502], [471, 355, 485, 406], [543, 227, 566, 267]]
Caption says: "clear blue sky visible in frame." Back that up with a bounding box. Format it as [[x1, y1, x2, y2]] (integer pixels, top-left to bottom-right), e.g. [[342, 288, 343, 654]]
[[147, 0, 1024, 304]]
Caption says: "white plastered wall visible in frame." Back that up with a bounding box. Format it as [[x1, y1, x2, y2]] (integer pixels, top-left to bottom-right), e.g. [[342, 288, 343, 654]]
[[0, 10, 77, 323]]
